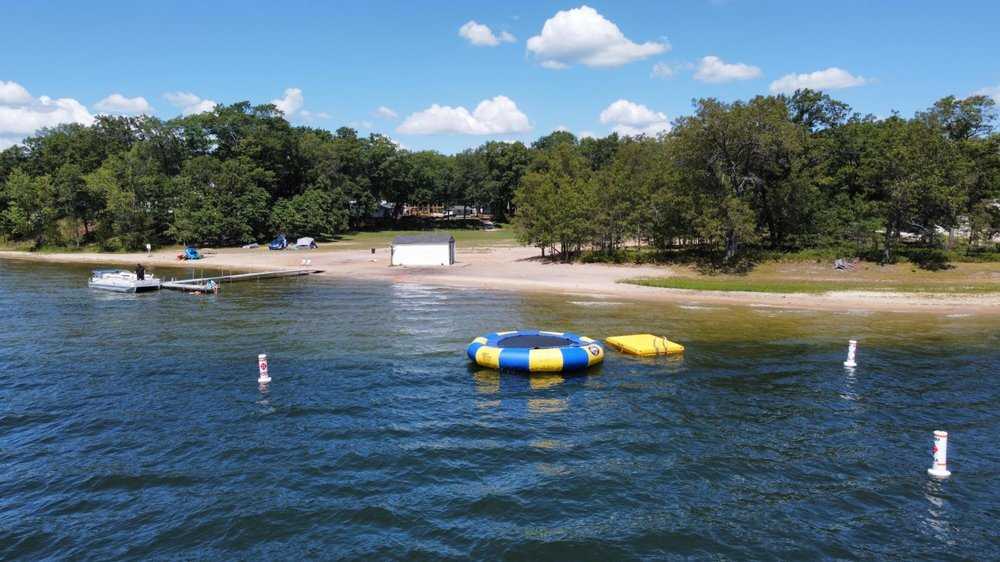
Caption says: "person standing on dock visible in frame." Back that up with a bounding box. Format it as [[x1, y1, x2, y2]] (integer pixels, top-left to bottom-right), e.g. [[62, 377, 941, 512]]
[[135, 263, 145, 280]]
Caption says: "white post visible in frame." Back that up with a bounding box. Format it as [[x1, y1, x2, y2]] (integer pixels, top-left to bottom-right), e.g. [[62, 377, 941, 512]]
[[843, 340, 858, 368], [258, 354, 271, 384], [927, 430, 951, 478]]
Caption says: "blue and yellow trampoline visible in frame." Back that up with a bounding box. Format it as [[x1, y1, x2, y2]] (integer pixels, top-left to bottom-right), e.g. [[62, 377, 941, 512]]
[[467, 330, 604, 373]]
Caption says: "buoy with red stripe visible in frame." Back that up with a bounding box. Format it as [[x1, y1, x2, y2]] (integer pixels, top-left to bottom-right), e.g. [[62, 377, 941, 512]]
[[258, 354, 271, 384], [928, 430, 951, 478]]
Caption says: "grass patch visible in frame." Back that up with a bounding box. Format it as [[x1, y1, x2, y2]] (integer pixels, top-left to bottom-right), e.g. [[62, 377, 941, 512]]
[[625, 276, 1000, 295], [323, 227, 518, 249]]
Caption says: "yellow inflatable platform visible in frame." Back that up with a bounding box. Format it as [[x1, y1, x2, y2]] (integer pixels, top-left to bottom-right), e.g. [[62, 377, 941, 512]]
[[605, 334, 684, 356]]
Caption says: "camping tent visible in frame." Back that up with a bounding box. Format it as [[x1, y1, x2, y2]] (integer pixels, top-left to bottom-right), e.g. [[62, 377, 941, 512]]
[[268, 234, 287, 250]]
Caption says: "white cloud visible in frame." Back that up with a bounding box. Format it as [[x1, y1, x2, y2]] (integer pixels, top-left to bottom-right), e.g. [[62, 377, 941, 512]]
[[397, 95, 531, 135], [459, 20, 516, 47], [0, 86, 94, 139], [769, 67, 867, 94], [164, 91, 217, 115], [694, 56, 762, 83], [0, 80, 32, 105], [600, 99, 665, 126], [579, 130, 596, 139], [94, 93, 153, 114], [972, 84, 1000, 103], [527, 5, 668, 68], [599, 99, 670, 137], [270, 87, 304, 116], [374, 105, 398, 119], [349, 120, 374, 130], [0, 81, 93, 147], [650, 62, 678, 79]]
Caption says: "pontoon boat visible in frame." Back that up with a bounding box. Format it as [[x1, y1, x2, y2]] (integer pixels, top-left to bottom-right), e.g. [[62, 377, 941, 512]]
[[88, 270, 161, 293]]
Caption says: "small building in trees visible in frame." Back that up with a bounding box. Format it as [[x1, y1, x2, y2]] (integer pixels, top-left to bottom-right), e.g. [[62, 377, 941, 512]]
[[390, 234, 455, 266]]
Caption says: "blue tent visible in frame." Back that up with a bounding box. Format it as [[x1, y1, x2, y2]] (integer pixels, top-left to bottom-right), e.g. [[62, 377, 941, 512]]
[[268, 234, 288, 250]]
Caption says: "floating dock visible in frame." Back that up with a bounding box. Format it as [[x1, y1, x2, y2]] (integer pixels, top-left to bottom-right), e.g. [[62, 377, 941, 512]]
[[162, 268, 322, 292]]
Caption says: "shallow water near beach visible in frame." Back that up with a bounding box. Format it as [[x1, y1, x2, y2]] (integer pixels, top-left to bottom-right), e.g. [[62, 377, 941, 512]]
[[2, 259, 998, 560]]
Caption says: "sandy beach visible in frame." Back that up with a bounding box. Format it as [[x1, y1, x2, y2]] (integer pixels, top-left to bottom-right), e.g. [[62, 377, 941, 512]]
[[3, 242, 999, 315]]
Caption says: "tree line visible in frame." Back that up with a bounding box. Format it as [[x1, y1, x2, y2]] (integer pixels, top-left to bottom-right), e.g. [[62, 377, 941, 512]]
[[515, 91, 999, 265], [0, 102, 530, 251], [1, 91, 998, 265]]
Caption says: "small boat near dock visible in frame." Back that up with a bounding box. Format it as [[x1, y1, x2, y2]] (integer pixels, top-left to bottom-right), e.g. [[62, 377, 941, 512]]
[[88, 269, 162, 293]]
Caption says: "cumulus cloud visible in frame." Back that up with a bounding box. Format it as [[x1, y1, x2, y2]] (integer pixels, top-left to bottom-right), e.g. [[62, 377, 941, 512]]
[[459, 20, 516, 46], [0, 81, 94, 149], [270, 87, 304, 116], [600, 99, 665, 126], [164, 91, 217, 116], [527, 5, 668, 68], [0, 80, 33, 105], [374, 105, 398, 119], [972, 84, 1000, 102], [599, 99, 670, 137], [94, 93, 153, 114], [694, 56, 762, 83], [769, 67, 867, 93], [397, 95, 531, 135]]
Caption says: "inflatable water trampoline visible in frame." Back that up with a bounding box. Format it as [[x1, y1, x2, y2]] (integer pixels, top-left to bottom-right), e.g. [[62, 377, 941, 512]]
[[467, 330, 604, 373]]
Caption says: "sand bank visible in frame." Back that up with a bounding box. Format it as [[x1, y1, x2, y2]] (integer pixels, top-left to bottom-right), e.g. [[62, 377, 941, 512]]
[[2, 244, 998, 315]]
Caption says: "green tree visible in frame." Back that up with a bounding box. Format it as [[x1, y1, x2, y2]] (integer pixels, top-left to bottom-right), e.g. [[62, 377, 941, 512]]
[[671, 97, 807, 261], [269, 187, 349, 239], [85, 147, 173, 250], [0, 170, 56, 246], [469, 141, 530, 222], [594, 139, 657, 254], [514, 144, 596, 260], [168, 156, 272, 246], [579, 133, 621, 171]]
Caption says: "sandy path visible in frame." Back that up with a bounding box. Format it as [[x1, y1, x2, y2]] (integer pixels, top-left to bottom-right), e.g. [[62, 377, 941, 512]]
[[3, 245, 999, 315]]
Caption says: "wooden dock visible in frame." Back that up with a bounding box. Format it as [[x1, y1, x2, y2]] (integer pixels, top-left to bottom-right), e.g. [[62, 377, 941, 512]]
[[162, 268, 322, 292]]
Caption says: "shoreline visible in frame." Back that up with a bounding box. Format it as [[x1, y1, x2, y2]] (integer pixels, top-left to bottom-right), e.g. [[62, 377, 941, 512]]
[[3, 245, 999, 315]]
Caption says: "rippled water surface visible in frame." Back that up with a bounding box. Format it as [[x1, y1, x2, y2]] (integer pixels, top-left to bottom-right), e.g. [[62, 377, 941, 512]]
[[1, 260, 998, 560]]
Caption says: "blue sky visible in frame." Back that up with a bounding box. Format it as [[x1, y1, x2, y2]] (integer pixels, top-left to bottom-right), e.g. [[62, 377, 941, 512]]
[[1, 0, 998, 152]]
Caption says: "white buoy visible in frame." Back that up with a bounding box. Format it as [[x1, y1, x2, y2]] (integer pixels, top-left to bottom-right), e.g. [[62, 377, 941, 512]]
[[843, 339, 858, 368], [928, 430, 952, 478], [257, 353, 271, 384]]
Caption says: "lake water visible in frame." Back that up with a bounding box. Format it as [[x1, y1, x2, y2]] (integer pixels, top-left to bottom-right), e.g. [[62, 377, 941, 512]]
[[1, 260, 998, 560]]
